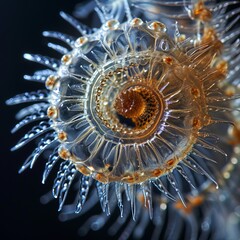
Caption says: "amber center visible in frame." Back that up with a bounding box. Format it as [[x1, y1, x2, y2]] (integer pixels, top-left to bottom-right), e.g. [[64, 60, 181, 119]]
[[114, 86, 160, 129], [114, 88, 146, 119]]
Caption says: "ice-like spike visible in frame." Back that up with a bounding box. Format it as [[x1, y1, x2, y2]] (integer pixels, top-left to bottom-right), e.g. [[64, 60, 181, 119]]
[[60, 11, 93, 35], [115, 182, 123, 217], [43, 31, 75, 47], [192, 148, 217, 164], [96, 182, 110, 216], [123, 0, 132, 21], [6, 90, 49, 105], [229, 51, 240, 68], [207, 94, 240, 103], [207, 104, 240, 113], [176, 164, 196, 189], [58, 164, 77, 211], [34, 69, 56, 76], [52, 161, 72, 198], [185, 157, 219, 188], [183, 158, 203, 175], [129, 184, 137, 221], [15, 103, 48, 120], [167, 172, 186, 207], [196, 138, 227, 158], [220, 14, 240, 38], [152, 178, 176, 201], [228, 65, 240, 83], [75, 175, 93, 213], [212, 1, 240, 13], [47, 42, 69, 55], [24, 69, 56, 83], [18, 132, 57, 173], [42, 147, 60, 184], [11, 111, 47, 133], [220, 7, 240, 23], [96, 181, 105, 212], [95, 0, 108, 22], [141, 181, 153, 219], [124, 183, 131, 201], [11, 121, 52, 151], [24, 75, 47, 83], [222, 28, 240, 43], [23, 53, 60, 70]]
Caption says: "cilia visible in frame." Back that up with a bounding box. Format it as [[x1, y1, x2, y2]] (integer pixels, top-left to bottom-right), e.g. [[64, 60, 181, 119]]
[[7, 0, 240, 239]]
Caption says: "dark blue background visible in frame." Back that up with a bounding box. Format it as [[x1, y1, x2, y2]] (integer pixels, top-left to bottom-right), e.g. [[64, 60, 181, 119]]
[[0, 1, 111, 240], [2, 1, 240, 240]]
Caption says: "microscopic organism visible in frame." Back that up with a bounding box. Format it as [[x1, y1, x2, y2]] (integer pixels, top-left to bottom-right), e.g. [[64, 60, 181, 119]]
[[7, 0, 240, 239]]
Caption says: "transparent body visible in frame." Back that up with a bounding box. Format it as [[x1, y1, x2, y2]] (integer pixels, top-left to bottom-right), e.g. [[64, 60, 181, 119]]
[[6, 0, 240, 239]]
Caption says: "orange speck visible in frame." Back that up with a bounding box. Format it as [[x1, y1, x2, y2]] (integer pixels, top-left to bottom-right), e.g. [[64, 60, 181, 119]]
[[149, 21, 166, 32], [123, 172, 140, 184], [130, 18, 143, 26], [163, 56, 173, 65], [200, 28, 223, 53], [61, 54, 72, 65], [76, 165, 91, 176], [203, 115, 212, 126], [225, 86, 235, 97], [193, 1, 212, 22], [216, 61, 228, 75], [45, 75, 58, 90], [77, 37, 88, 45], [58, 147, 71, 160], [95, 173, 108, 183], [166, 159, 175, 167], [192, 117, 201, 128], [125, 175, 134, 183], [47, 106, 58, 119], [58, 131, 67, 142], [191, 88, 200, 98], [151, 168, 163, 177]]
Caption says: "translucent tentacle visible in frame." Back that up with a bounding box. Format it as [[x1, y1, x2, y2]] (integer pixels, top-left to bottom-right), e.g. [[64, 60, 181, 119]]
[[43, 31, 75, 48], [60, 11, 93, 35], [15, 103, 48, 120], [11, 121, 52, 151], [6, 90, 49, 105], [75, 175, 93, 213], [23, 53, 60, 70], [47, 42, 69, 55], [11, 110, 47, 133], [18, 132, 57, 173], [42, 147, 60, 184]]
